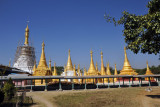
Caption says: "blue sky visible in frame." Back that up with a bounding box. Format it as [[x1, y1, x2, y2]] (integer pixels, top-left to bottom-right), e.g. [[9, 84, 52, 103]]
[[0, 0, 159, 70]]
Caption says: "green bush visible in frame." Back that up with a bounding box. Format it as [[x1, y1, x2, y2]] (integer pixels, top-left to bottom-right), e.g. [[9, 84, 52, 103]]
[[3, 78, 16, 100]]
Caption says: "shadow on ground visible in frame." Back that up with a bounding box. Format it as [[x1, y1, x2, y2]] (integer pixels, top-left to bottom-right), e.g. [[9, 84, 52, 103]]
[[146, 95, 160, 99]]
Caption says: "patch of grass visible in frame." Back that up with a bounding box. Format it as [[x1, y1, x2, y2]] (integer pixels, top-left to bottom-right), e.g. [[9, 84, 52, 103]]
[[0, 96, 34, 107], [53, 88, 142, 107]]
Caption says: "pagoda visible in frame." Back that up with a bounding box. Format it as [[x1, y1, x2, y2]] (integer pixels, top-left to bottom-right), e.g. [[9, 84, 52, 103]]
[[13, 25, 35, 74], [52, 62, 58, 82], [100, 51, 106, 83], [114, 64, 118, 82], [61, 49, 78, 82], [87, 50, 97, 83], [145, 61, 154, 81], [106, 63, 113, 82], [119, 47, 138, 75], [33, 42, 52, 85]]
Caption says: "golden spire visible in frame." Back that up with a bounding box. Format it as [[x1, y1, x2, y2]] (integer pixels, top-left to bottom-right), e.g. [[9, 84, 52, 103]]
[[49, 58, 51, 70], [106, 63, 111, 75], [124, 47, 131, 67], [9, 59, 11, 67], [78, 64, 80, 76], [96, 62, 98, 72], [53, 62, 57, 76], [84, 67, 87, 76], [32, 60, 37, 72], [114, 64, 118, 82], [24, 24, 29, 45], [120, 47, 137, 75], [145, 61, 153, 75], [73, 64, 76, 76], [66, 49, 73, 71], [73, 64, 78, 83], [100, 51, 106, 75], [88, 49, 96, 74], [114, 64, 118, 75], [37, 41, 48, 68]]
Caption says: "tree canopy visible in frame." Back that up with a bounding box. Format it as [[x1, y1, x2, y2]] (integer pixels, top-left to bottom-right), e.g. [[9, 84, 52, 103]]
[[105, 0, 160, 55]]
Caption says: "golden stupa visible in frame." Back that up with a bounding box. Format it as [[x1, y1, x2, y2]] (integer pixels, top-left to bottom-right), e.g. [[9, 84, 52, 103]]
[[145, 61, 154, 81], [100, 51, 106, 83], [87, 50, 97, 83], [52, 62, 58, 82], [49, 59, 52, 71], [100, 51, 106, 76], [73, 64, 78, 83], [96, 62, 101, 75], [114, 64, 118, 82], [33, 42, 52, 85], [77, 64, 81, 76], [66, 49, 73, 71], [119, 47, 138, 75], [106, 63, 113, 82], [77, 64, 82, 84]]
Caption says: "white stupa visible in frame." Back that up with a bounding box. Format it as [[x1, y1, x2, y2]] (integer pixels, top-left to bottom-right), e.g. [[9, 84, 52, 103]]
[[61, 50, 79, 82], [13, 25, 35, 74]]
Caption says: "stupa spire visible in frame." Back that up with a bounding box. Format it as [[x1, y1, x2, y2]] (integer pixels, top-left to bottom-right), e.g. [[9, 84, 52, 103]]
[[145, 61, 152, 74], [100, 51, 105, 75], [84, 67, 87, 76], [124, 47, 131, 67], [106, 63, 111, 75], [114, 64, 118, 82], [78, 64, 80, 76], [96, 62, 98, 72], [114, 64, 118, 75], [119, 47, 137, 75], [49, 58, 51, 70], [37, 41, 48, 68], [24, 24, 29, 45], [73, 64, 78, 83], [88, 49, 96, 74], [145, 61, 154, 80], [73, 64, 76, 76], [66, 49, 73, 71], [53, 62, 57, 76]]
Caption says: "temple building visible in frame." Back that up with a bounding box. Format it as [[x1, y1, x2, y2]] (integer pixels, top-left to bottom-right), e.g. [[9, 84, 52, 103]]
[[33, 42, 52, 85], [13, 25, 35, 74], [119, 47, 138, 75], [61, 50, 78, 82], [145, 61, 154, 81]]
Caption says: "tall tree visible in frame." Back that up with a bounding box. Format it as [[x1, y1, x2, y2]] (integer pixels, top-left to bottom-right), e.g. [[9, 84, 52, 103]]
[[105, 0, 160, 55]]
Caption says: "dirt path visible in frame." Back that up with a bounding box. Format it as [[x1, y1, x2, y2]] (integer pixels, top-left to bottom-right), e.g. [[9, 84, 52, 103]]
[[27, 92, 58, 107]]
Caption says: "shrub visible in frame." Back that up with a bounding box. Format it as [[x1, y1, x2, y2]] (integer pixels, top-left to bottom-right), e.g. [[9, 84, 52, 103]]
[[3, 78, 16, 100]]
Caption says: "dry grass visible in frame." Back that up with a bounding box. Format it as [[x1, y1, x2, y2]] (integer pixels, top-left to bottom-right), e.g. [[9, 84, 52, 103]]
[[27, 87, 160, 107], [53, 88, 141, 107]]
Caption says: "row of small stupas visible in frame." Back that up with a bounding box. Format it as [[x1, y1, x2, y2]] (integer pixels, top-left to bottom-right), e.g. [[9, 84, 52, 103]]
[[12, 25, 154, 85]]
